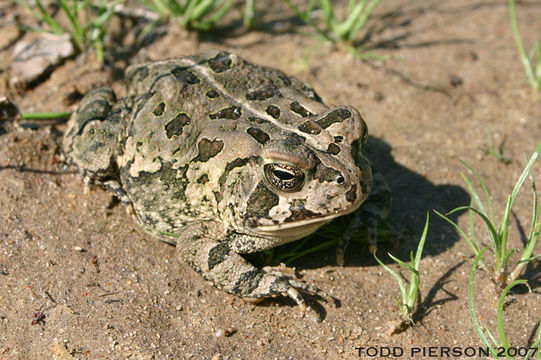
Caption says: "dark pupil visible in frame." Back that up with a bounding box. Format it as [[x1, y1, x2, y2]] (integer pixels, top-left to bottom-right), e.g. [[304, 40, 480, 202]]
[[273, 169, 294, 181]]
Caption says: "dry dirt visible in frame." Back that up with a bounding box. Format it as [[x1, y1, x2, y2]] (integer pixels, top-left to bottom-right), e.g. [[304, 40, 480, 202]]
[[1, 0, 540, 359]]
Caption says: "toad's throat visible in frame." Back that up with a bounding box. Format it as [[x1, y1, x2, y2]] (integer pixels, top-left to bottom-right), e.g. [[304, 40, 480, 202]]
[[254, 210, 354, 242]]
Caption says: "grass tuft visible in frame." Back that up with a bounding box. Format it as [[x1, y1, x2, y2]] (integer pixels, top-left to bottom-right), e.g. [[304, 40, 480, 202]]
[[436, 141, 541, 290], [469, 249, 541, 359], [139, 0, 234, 31], [374, 213, 428, 327], [282, 0, 380, 56], [16, 0, 120, 64]]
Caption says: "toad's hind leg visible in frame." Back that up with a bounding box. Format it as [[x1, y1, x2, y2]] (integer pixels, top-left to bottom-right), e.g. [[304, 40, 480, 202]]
[[63, 87, 126, 183]]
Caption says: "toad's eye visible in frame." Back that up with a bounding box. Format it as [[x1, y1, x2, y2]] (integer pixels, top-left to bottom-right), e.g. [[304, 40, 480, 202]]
[[264, 163, 305, 192]]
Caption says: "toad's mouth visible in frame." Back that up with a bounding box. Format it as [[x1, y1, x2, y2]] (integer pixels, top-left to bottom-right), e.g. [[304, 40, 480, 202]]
[[254, 211, 349, 242]]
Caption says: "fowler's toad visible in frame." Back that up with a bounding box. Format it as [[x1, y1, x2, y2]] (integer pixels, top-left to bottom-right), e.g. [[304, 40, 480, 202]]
[[63, 50, 387, 310]]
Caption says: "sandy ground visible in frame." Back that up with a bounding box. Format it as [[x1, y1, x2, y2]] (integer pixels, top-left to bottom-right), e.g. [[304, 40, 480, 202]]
[[0, 0, 540, 359]]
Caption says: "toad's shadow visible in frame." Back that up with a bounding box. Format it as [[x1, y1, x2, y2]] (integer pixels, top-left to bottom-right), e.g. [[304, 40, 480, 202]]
[[290, 136, 470, 269]]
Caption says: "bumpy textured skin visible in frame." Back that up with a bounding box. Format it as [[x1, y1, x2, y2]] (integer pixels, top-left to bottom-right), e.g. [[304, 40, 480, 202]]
[[63, 50, 387, 308]]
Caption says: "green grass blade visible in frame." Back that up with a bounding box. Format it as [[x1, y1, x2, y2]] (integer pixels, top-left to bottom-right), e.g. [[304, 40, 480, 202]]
[[469, 248, 499, 357], [177, 0, 197, 25], [466, 206, 501, 255], [434, 209, 481, 257], [348, 0, 356, 13], [523, 253, 541, 261], [535, 43, 541, 91], [388, 253, 416, 274], [57, 0, 84, 51], [146, 0, 170, 16], [243, 0, 255, 28], [30, 0, 65, 34], [333, 1, 364, 40], [158, 229, 180, 237], [499, 142, 541, 266], [196, 0, 234, 31], [460, 160, 494, 222], [469, 201, 480, 252], [497, 279, 528, 356], [21, 111, 72, 120], [374, 252, 407, 304], [461, 172, 488, 217], [509, 0, 537, 89], [484, 327, 501, 349], [283, 0, 333, 43], [502, 248, 517, 273], [190, 0, 216, 20], [166, 0, 185, 15], [283, 0, 310, 24], [94, 0, 121, 28], [349, 0, 380, 41], [524, 168, 540, 256], [76, 0, 92, 12], [406, 213, 428, 306], [413, 213, 429, 268], [317, 0, 336, 30]]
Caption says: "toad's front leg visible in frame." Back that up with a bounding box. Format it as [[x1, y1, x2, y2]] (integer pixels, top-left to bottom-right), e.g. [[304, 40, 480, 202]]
[[336, 172, 392, 265], [176, 221, 325, 311]]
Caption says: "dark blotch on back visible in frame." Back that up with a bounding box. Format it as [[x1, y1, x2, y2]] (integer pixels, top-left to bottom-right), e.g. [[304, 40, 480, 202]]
[[316, 108, 352, 128], [246, 85, 278, 100], [290, 101, 312, 117], [209, 106, 242, 120], [245, 182, 279, 226], [266, 105, 280, 119], [246, 127, 270, 145], [206, 89, 219, 98], [153, 102, 165, 116], [165, 113, 191, 138], [298, 120, 321, 135], [171, 67, 200, 84], [208, 51, 233, 73], [194, 138, 224, 162], [327, 143, 341, 155]]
